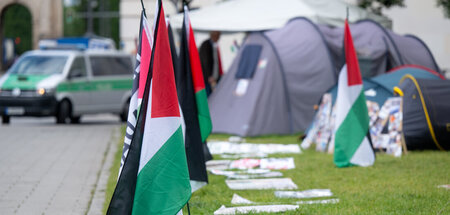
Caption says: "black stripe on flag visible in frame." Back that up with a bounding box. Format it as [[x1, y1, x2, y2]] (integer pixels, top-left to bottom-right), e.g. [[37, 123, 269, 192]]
[[174, 13, 208, 184]]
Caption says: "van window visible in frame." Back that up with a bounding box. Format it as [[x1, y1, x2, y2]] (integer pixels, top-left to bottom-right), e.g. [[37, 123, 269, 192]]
[[9, 55, 68, 75], [68, 57, 87, 78], [89, 56, 132, 76]]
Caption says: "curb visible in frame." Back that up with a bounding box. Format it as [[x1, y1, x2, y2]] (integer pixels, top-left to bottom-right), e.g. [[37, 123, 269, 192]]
[[87, 126, 120, 215]]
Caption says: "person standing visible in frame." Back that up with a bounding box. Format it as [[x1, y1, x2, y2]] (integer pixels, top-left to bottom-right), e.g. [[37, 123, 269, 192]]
[[199, 31, 223, 96]]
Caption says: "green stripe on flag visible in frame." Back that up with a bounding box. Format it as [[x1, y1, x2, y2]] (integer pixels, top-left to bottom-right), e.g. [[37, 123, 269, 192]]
[[195, 89, 212, 142], [132, 126, 191, 215], [334, 91, 370, 167]]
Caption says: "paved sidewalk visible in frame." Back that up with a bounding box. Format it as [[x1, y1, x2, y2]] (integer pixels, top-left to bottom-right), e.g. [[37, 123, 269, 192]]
[[0, 115, 120, 215]]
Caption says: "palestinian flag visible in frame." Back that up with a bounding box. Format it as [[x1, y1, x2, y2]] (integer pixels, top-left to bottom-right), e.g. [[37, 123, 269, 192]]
[[175, 6, 209, 192], [107, 1, 191, 214], [333, 20, 375, 168], [183, 6, 212, 142], [119, 11, 153, 176]]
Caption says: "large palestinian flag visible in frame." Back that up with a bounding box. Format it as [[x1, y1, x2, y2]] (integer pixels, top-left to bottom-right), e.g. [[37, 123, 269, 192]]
[[107, 1, 191, 214], [333, 20, 375, 168]]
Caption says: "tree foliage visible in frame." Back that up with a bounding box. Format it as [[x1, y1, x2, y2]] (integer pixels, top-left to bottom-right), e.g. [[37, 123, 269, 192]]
[[64, 0, 120, 47], [357, 0, 405, 15], [2, 4, 32, 55], [437, 0, 450, 18]]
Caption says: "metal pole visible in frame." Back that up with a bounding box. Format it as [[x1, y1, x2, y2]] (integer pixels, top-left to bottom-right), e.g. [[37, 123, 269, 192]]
[[140, 0, 146, 17], [87, 0, 94, 35]]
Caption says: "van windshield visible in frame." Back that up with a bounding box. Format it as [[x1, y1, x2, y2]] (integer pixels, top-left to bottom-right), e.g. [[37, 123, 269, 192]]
[[9, 55, 68, 75]]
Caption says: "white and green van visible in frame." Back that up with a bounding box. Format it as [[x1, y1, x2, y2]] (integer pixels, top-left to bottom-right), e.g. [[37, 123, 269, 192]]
[[0, 49, 134, 124]]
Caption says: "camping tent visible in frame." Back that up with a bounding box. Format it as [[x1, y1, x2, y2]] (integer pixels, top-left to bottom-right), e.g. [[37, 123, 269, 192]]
[[209, 18, 442, 136], [327, 65, 444, 107], [209, 18, 336, 136], [399, 76, 450, 151], [170, 0, 392, 31]]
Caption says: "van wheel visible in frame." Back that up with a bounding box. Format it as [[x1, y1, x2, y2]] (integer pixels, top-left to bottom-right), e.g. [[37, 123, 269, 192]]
[[70, 116, 81, 124], [56, 100, 71, 124], [2, 115, 10, 124], [120, 100, 130, 122]]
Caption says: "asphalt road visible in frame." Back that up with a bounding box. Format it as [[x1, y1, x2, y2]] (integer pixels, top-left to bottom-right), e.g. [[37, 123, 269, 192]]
[[0, 114, 122, 215]]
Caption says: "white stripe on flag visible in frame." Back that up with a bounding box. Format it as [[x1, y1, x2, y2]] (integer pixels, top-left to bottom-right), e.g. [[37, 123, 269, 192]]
[[139, 116, 183, 173], [138, 81, 182, 173], [334, 64, 363, 131], [142, 15, 154, 49], [349, 136, 375, 166]]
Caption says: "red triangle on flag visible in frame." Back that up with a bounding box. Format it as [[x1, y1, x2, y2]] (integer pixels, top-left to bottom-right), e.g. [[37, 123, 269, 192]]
[[151, 5, 180, 118], [344, 20, 363, 86]]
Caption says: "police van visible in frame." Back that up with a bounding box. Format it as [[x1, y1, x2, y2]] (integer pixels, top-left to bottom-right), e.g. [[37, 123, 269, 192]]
[[0, 38, 133, 124]]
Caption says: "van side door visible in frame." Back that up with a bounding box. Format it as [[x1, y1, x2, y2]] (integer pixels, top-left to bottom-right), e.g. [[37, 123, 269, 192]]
[[61, 56, 91, 115], [88, 55, 133, 113]]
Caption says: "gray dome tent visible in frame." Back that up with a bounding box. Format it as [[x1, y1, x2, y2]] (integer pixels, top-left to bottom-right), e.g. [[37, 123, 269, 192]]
[[209, 18, 441, 137]]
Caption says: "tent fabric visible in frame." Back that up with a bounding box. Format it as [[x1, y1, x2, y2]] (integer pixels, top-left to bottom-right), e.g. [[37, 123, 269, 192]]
[[400, 76, 450, 151], [170, 0, 392, 32], [319, 20, 441, 77], [209, 18, 442, 137], [209, 18, 336, 136]]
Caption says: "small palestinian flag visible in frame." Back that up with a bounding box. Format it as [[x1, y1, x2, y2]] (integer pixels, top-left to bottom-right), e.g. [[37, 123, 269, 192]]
[[333, 20, 375, 168]]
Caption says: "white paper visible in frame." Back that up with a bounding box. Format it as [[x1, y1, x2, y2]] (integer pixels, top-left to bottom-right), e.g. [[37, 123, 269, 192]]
[[220, 153, 268, 159], [226, 178, 298, 190], [206, 160, 232, 171], [228, 172, 283, 179], [228, 157, 295, 170], [275, 189, 333, 199], [438, 184, 450, 190], [235, 79, 249, 96], [214, 204, 299, 215], [260, 158, 295, 170], [229, 158, 260, 169], [207, 141, 301, 155], [231, 194, 254, 205], [210, 168, 283, 179], [297, 198, 339, 204]]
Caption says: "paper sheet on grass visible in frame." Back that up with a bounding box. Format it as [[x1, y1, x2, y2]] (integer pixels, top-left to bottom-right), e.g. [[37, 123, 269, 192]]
[[220, 153, 268, 159], [231, 194, 254, 205], [226, 178, 298, 190], [206, 160, 232, 170], [275, 189, 333, 198], [229, 157, 295, 170], [210, 169, 283, 179], [297, 198, 339, 204], [208, 141, 301, 155], [437, 184, 450, 190], [214, 204, 299, 215]]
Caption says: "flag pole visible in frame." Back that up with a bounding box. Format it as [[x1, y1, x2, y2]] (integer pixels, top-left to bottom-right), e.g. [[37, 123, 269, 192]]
[[140, 0, 147, 17], [346, 7, 349, 21]]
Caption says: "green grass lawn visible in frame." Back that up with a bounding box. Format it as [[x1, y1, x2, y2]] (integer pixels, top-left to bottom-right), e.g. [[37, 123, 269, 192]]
[[104, 131, 450, 214]]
